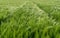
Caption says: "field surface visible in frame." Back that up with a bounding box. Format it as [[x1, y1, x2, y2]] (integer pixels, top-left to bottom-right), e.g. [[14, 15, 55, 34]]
[[0, 0, 60, 38]]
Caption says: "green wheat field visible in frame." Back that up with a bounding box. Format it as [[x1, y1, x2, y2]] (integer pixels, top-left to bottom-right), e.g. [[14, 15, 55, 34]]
[[0, 0, 60, 38]]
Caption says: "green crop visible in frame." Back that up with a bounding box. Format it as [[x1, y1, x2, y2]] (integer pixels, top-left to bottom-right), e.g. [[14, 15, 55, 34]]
[[0, 0, 60, 38]]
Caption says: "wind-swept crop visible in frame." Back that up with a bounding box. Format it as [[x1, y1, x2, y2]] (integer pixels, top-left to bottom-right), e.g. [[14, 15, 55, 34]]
[[0, 0, 60, 38]]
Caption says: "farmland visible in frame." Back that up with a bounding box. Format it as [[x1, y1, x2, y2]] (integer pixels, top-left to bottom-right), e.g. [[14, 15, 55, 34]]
[[0, 0, 60, 38]]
